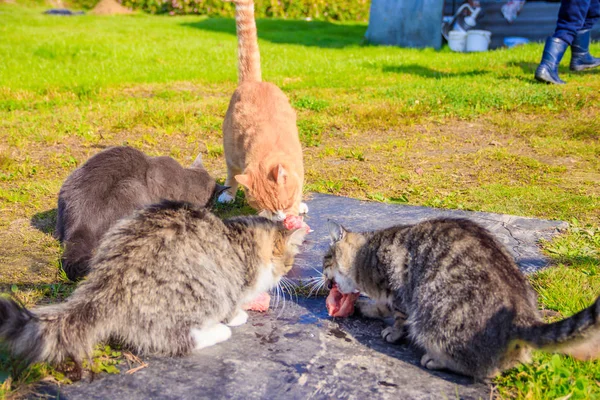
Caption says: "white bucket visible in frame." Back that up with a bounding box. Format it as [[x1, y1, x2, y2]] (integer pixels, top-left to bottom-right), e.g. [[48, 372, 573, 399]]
[[448, 30, 467, 52], [466, 30, 492, 52]]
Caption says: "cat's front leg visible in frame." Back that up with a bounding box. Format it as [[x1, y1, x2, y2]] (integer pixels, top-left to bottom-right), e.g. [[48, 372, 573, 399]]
[[191, 324, 232, 350], [218, 163, 240, 203], [355, 298, 393, 319], [225, 308, 249, 327], [298, 202, 309, 215], [381, 310, 408, 343]]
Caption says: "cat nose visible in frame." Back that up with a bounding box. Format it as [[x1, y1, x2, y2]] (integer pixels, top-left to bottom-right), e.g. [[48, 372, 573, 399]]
[[327, 279, 334, 290]]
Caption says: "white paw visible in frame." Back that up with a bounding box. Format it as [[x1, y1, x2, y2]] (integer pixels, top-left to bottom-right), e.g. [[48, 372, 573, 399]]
[[226, 310, 248, 327], [381, 326, 404, 343], [191, 323, 232, 350], [299, 202, 309, 215], [218, 191, 235, 204]]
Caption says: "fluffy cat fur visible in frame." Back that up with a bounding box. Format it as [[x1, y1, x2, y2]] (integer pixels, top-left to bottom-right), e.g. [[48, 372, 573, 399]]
[[1, 200, 306, 370], [322, 218, 600, 380], [218, 0, 307, 220], [56, 146, 227, 281]]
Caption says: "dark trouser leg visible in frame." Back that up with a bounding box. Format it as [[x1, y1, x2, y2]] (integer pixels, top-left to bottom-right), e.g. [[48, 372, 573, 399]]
[[582, 0, 600, 30], [553, 0, 590, 45]]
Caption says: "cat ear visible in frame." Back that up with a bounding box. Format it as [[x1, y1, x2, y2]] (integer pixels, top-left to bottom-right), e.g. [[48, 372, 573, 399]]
[[191, 153, 204, 169], [327, 220, 346, 243], [235, 174, 252, 189], [286, 228, 307, 248], [271, 164, 287, 185]]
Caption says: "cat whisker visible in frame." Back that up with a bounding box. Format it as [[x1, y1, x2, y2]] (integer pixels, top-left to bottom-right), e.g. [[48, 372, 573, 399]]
[[309, 277, 323, 290], [281, 277, 298, 304], [313, 280, 326, 297], [304, 276, 322, 284], [289, 281, 300, 304], [306, 281, 319, 297], [307, 277, 325, 298], [272, 284, 281, 312], [276, 281, 287, 319]]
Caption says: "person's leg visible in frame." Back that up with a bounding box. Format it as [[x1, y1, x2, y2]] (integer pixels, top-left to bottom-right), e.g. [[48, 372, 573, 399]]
[[582, 0, 599, 30], [554, 0, 590, 45], [570, 0, 600, 70], [536, 0, 589, 83], [535, 37, 569, 84]]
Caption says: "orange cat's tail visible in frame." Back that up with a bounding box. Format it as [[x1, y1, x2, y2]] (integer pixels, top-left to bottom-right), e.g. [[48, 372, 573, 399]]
[[227, 0, 262, 83]]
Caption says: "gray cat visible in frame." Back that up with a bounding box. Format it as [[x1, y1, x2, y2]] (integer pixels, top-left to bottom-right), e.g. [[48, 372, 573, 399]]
[[56, 146, 228, 281], [1, 200, 306, 371], [322, 218, 600, 380]]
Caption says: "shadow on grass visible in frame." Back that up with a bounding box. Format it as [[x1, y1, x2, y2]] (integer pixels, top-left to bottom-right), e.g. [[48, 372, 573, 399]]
[[30, 209, 57, 236], [181, 18, 367, 48], [507, 61, 539, 74], [548, 254, 600, 269], [382, 64, 489, 78]]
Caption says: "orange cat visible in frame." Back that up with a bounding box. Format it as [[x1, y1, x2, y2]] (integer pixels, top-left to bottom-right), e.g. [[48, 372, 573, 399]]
[[218, 0, 308, 220]]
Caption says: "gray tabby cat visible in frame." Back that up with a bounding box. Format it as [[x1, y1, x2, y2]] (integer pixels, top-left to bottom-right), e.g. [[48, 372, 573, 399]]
[[323, 218, 600, 379], [0, 200, 306, 370], [56, 146, 228, 281]]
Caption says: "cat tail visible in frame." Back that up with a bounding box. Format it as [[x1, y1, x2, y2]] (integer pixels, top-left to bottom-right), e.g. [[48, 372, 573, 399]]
[[227, 0, 262, 83], [62, 227, 95, 281], [516, 295, 600, 361], [0, 296, 102, 369]]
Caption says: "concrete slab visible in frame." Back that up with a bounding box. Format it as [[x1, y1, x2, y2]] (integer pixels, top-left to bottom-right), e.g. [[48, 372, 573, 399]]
[[291, 193, 567, 280], [43, 298, 490, 400], [36, 194, 566, 399]]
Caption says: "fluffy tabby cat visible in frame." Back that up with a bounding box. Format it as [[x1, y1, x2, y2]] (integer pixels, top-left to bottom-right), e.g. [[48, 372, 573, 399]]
[[322, 218, 600, 379], [1, 200, 306, 369], [218, 0, 307, 220], [57, 146, 227, 281]]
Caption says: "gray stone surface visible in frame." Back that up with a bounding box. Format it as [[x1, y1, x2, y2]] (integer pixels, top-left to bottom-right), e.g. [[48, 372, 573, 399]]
[[38, 194, 566, 399], [45, 298, 489, 400]]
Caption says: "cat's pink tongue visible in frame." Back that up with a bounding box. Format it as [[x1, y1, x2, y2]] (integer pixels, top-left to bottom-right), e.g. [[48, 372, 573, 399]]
[[326, 284, 360, 318], [242, 292, 271, 312], [283, 215, 311, 233]]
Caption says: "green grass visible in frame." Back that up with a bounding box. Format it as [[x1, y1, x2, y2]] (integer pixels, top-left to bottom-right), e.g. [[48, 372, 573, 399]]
[[0, 2, 599, 398], [497, 224, 600, 399]]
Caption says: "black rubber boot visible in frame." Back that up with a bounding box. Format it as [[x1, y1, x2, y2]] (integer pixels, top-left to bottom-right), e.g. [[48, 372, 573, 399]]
[[535, 37, 568, 84], [570, 29, 600, 71]]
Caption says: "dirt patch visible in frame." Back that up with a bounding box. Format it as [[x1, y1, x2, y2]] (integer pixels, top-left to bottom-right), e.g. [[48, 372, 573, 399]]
[[0, 218, 60, 285], [91, 0, 132, 15]]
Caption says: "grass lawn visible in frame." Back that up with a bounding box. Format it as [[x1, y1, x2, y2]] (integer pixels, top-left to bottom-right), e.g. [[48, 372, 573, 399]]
[[0, 3, 599, 398]]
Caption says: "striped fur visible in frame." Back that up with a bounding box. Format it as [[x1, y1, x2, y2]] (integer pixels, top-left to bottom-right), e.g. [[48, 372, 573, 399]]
[[323, 218, 600, 379], [229, 0, 261, 83], [0, 201, 306, 372]]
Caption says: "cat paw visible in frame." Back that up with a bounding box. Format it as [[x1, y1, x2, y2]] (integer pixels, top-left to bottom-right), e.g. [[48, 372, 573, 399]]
[[381, 326, 405, 343], [218, 192, 235, 204], [191, 323, 232, 350], [299, 202, 309, 215], [420, 353, 445, 370], [226, 310, 248, 327]]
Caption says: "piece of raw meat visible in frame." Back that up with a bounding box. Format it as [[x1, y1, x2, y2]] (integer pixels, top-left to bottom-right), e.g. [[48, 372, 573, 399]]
[[283, 215, 311, 233], [242, 292, 271, 312], [326, 283, 360, 317]]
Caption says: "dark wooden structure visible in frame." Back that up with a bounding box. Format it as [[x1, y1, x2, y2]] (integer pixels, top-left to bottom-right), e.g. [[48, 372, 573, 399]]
[[444, 1, 600, 49]]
